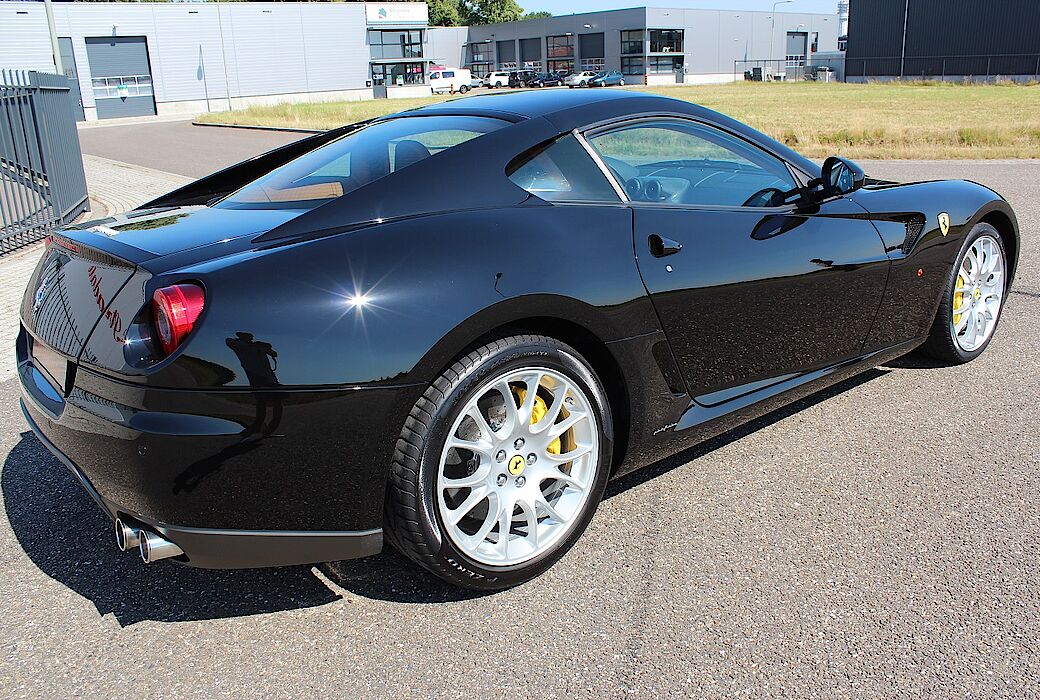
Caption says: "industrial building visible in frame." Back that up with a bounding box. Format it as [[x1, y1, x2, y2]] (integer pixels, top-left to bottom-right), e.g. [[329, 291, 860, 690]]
[[0, 1, 464, 120], [464, 7, 838, 85], [0, 2, 839, 122], [845, 0, 1040, 81]]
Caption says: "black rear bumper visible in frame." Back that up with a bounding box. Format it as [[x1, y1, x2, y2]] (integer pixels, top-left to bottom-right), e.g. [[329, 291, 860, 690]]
[[21, 400, 383, 568]]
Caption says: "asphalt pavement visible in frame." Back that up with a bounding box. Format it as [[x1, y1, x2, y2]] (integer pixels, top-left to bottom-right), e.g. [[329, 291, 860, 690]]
[[1, 132, 1037, 698], [77, 119, 306, 179]]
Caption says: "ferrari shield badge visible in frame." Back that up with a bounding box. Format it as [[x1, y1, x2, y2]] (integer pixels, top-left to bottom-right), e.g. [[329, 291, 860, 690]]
[[938, 212, 950, 237]]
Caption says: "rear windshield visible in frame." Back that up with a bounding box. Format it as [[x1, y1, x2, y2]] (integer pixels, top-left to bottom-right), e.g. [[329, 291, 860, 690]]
[[216, 115, 505, 211]]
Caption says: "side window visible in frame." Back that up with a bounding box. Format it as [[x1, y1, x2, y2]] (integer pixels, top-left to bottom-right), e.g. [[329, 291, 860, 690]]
[[587, 120, 798, 207], [444, 71, 454, 78], [507, 134, 621, 203]]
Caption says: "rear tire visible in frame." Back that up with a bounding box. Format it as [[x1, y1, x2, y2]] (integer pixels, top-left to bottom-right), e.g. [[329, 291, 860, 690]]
[[619, 79, 626, 86], [459, 84, 470, 94], [384, 335, 613, 590], [917, 222, 1008, 364]]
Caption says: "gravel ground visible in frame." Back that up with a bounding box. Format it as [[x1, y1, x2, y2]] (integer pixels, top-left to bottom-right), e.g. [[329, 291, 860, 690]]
[[0, 160, 1037, 699]]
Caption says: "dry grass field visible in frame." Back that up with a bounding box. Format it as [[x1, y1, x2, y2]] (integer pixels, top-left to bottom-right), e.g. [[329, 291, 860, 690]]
[[196, 81, 1040, 159]]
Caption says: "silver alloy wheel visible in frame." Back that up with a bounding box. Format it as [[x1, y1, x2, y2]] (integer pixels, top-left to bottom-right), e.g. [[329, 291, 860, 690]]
[[952, 234, 1005, 352], [436, 367, 600, 567]]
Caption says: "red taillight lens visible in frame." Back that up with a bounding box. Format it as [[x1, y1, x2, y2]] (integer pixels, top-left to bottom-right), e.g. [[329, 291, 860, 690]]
[[152, 283, 205, 356]]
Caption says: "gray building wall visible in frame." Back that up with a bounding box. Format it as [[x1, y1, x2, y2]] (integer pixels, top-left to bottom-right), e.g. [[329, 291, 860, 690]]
[[465, 7, 838, 83], [0, 1, 426, 119], [427, 26, 469, 69]]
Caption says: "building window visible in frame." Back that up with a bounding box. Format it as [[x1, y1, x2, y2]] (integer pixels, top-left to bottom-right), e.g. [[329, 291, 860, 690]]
[[785, 31, 808, 67], [371, 62, 426, 86], [579, 33, 605, 60], [811, 32, 819, 53], [837, 35, 847, 52], [648, 56, 682, 74], [497, 39, 517, 68], [468, 42, 493, 64], [581, 58, 605, 71], [547, 59, 574, 74], [369, 29, 423, 60], [520, 37, 542, 65], [648, 29, 683, 54], [620, 30, 644, 56], [547, 35, 574, 59], [621, 57, 645, 75], [471, 62, 493, 78]]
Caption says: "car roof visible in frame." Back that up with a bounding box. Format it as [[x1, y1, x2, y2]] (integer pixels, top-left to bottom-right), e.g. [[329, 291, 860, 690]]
[[406, 88, 665, 122]]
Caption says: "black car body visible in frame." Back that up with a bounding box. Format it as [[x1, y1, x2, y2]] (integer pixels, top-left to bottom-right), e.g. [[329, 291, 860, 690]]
[[18, 90, 1019, 582], [508, 70, 537, 88], [530, 72, 565, 88]]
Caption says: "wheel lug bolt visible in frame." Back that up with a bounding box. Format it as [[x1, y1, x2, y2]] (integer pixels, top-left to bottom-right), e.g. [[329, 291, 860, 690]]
[[515, 476, 526, 487], [565, 396, 574, 406], [495, 450, 506, 462], [527, 453, 537, 465], [496, 473, 507, 486], [513, 437, 525, 450]]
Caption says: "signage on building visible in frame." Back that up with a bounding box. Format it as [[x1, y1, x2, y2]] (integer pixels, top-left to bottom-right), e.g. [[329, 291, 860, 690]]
[[366, 3, 429, 26]]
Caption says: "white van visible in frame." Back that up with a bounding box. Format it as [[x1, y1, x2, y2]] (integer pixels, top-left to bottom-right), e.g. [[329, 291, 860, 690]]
[[483, 71, 512, 88], [430, 68, 472, 94]]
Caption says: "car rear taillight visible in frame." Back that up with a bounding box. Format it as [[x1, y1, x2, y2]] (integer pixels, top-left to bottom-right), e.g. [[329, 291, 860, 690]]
[[152, 283, 205, 356]]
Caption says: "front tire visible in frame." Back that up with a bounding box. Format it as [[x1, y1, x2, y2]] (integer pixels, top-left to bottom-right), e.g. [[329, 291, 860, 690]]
[[384, 335, 613, 590], [918, 222, 1008, 364]]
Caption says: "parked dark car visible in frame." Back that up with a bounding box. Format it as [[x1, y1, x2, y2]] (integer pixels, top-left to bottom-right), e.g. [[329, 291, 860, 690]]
[[508, 70, 537, 88], [590, 70, 626, 87], [529, 71, 565, 88], [19, 89, 1018, 590]]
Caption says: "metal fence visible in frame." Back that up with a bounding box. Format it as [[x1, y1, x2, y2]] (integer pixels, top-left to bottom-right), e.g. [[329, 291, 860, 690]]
[[735, 59, 836, 83], [736, 54, 1040, 84], [844, 54, 1040, 82], [0, 70, 88, 254]]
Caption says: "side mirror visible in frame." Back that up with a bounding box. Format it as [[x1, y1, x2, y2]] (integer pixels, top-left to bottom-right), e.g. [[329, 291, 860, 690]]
[[820, 156, 866, 197]]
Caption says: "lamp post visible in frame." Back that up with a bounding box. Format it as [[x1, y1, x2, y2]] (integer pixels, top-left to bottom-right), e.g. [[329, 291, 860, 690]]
[[771, 0, 793, 64], [44, 0, 63, 75]]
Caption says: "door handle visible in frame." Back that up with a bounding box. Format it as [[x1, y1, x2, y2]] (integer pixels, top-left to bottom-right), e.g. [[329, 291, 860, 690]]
[[648, 234, 682, 258]]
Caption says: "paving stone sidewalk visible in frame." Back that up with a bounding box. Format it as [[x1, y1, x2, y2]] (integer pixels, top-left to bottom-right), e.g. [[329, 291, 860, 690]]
[[0, 156, 190, 382]]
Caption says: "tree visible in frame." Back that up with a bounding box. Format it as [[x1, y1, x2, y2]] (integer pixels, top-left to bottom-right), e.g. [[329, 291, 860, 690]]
[[461, 0, 524, 25], [522, 11, 553, 20], [427, 0, 464, 26]]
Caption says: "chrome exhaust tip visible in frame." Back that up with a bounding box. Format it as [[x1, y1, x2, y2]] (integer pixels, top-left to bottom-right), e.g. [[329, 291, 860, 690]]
[[138, 530, 184, 564], [114, 517, 142, 552]]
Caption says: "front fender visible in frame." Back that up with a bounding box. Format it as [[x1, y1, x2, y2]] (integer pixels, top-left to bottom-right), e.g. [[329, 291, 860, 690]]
[[851, 179, 1019, 351]]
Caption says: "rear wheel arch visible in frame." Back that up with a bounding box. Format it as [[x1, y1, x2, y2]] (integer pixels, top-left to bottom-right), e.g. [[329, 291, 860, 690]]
[[408, 314, 632, 477]]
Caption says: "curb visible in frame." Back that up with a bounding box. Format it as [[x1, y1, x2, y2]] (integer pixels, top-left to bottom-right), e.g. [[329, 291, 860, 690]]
[[192, 121, 324, 134]]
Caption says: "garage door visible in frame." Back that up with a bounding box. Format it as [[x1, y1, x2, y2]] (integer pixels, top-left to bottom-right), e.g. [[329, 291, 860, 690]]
[[85, 36, 156, 119]]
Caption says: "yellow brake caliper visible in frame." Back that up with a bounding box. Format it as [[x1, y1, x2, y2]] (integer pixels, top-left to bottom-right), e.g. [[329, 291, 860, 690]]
[[954, 273, 966, 326], [514, 388, 561, 455]]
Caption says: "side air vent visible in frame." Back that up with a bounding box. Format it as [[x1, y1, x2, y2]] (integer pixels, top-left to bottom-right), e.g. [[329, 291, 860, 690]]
[[900, 214, 926, 255]]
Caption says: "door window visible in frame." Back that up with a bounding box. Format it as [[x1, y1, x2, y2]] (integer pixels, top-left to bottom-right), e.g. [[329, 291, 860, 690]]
[[588, 120, 797, 207]]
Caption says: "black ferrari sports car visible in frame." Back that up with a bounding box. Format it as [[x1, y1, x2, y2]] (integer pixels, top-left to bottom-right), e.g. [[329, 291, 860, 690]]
[[19, 89, 1018, 589]]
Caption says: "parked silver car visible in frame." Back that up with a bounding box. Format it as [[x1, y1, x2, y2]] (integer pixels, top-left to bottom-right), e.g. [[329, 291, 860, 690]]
[[564, 71, 600, 88]]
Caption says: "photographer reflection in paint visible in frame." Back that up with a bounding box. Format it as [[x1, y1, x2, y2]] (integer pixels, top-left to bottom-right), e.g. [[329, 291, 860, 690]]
[[172, 332, 283, 494]]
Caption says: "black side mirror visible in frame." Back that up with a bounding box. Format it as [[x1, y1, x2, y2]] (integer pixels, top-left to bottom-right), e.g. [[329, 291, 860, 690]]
[[820, 156, 866, 197]]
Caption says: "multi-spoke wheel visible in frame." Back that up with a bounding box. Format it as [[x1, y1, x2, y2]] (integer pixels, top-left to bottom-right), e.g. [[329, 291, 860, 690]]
[[951, 234, 1005, 352], [920, 222, 1008, 363], [384, 334, 612, 590], [437, 367, 598, 567]]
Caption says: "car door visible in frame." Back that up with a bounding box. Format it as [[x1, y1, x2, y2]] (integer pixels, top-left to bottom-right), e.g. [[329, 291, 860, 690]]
[[585, 117, 891, 402]]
